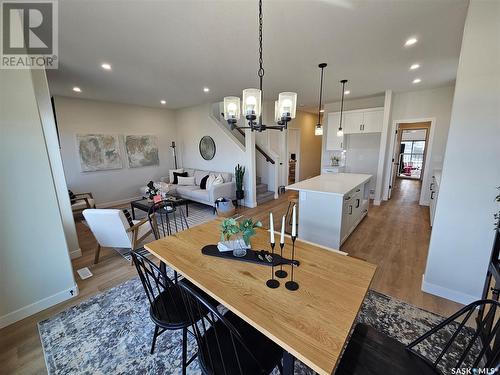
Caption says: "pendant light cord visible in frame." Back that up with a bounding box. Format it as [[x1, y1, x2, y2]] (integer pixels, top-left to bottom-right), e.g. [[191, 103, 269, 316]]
[[317, 66, 325, 126], [339, 80, 347, 130], [258, 0, 264, 127]]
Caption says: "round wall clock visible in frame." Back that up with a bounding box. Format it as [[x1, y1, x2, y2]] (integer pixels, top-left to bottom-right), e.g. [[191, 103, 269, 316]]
[[199, 136, 216, 160]]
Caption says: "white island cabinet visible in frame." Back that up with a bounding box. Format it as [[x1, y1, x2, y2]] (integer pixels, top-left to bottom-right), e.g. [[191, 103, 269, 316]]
[[286, 173, 372, 250]]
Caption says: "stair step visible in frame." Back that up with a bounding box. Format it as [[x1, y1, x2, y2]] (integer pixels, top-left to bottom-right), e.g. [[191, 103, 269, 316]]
[[256, 191, 275, 205], [256, 176, 262, 185], [256, 183, 268, 194]]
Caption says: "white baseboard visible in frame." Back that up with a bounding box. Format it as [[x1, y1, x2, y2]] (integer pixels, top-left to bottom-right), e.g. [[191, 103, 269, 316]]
[[69, 248, 82, 259], [421, 274, 477, 305], [373, 200, 381, 206], [96, 196, 142, 208], [0, 284, 79, 329]]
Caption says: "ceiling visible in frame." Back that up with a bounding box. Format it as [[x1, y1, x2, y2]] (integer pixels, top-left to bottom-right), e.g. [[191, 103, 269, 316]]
[[47, 0, 469, 110]]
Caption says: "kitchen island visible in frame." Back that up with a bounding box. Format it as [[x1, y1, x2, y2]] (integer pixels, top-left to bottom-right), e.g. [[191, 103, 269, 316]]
[[287, 173, 372, 250]]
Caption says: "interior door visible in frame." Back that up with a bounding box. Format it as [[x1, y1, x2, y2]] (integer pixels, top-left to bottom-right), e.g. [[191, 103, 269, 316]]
[[387, 126, 403, 199]]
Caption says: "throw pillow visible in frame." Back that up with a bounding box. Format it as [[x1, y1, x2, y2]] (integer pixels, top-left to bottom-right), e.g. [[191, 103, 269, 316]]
[[200, 175, 209, 190], [169, 168, 184, 183], [206, 174, 216, 190], [173, 171, 188, 184], [212, 174, 224, 186], [177, 176, 196, 186]]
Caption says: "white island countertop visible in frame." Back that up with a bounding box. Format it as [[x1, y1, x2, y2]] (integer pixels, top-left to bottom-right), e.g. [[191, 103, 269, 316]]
[[286, 173, 372, 196]]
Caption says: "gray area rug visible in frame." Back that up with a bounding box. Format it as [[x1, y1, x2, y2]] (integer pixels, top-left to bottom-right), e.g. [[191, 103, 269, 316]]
[[38, 275, 474, 375]]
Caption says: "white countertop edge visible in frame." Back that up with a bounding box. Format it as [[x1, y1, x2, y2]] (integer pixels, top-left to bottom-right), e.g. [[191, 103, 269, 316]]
[[286, 173, 372, 196]]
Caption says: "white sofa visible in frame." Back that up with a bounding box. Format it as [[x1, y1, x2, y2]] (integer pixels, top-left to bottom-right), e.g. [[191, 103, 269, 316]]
[[140, 168, 236, 208]]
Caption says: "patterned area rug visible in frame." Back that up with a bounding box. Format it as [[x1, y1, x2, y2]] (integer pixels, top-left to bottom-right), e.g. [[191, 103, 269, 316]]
[[38, 275, 474, 375]]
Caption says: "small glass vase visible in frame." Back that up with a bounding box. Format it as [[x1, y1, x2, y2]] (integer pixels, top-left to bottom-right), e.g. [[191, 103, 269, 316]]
[[232, 236, 248, 258]]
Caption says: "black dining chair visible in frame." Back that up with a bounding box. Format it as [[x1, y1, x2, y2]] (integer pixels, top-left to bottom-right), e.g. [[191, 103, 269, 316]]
[[335, 299, 500, 375], [178, 280, 284, 375], [131, 251, 218, 374]]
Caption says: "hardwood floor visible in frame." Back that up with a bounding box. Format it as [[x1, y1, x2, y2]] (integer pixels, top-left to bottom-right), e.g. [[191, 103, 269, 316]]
[[341, 178, 463, 317], [0, 180, 462, 374]]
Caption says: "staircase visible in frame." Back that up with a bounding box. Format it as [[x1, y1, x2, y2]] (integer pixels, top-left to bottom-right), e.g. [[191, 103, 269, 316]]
[[256, 176, 275, 205]]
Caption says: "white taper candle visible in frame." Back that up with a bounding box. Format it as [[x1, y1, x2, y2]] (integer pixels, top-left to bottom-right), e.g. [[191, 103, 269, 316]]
[[270, 212, 275, 244], [292, 205, 297, 237], [280, 215, 285, 244]]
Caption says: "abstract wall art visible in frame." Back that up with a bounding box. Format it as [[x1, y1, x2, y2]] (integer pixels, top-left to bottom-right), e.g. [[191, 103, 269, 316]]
[[125, 135, 159, 168], [77, 134, 123, 172]]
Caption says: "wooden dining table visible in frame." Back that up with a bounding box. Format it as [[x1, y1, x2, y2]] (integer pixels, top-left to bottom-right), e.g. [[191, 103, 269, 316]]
[[144, 219, 376, 375]]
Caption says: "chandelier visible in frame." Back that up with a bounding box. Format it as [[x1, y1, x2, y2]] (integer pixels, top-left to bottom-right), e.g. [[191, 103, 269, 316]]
[[223, 0, 297, 132]]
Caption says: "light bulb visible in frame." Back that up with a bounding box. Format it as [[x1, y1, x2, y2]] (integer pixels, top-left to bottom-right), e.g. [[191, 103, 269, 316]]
[[337, 129, 344, 137], [315, 126, 323, 136], [246, 96, 257, 105], [227, 102, 237, 113]]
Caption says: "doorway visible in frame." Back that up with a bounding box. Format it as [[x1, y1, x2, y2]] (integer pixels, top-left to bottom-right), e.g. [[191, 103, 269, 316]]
[[388, 121, 431, 200], [397, 129, 427, 180], [287, 128, 300, 184]]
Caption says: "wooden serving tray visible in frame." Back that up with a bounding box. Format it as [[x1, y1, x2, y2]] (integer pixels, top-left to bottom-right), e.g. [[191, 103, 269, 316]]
[[201, 245, 299, 267]]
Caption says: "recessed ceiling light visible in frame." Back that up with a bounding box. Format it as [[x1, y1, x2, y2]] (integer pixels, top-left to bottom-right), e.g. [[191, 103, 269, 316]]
[[405, 37, 418, 47], [412, 78, 421, 84], [319, 109, 325, 113], [344, 90, 350, 95], [72, 86, 81, 93], [101, 63, 111, 70], [203, 87, 210, 93], [410, 63, 420, 70], [160, 100, 166, 105]]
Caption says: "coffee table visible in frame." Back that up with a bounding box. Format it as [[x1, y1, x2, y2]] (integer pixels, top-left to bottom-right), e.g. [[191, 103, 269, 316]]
[[130, 196, 190, 220]]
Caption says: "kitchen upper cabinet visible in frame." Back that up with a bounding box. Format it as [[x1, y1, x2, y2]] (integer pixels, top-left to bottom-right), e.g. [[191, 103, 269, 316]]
[[363, 109, 384, 133], [336, 108, 384, 134], [326, 112, 344, 150], [344, 112, 364, 134]]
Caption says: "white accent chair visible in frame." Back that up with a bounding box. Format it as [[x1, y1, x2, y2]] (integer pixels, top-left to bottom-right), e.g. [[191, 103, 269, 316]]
[[82, 209, 153, 264]]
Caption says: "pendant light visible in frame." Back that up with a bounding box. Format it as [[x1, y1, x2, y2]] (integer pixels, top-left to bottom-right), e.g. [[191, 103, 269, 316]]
[[337, 79, 348, 137], [222, 0, 297, 132], [315, 63, 327, 136]]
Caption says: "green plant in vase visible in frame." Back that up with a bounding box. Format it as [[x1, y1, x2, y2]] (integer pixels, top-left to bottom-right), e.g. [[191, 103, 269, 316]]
[[239, 218, 263, 246], [220, 218, 240, 242], [219, 217, 262, 246]]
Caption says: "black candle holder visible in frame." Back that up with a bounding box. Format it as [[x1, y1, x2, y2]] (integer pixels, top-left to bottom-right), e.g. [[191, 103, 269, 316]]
[[266, 242, 280, 289], [285, 235, 299, 291], [275, 242, 288, 278]]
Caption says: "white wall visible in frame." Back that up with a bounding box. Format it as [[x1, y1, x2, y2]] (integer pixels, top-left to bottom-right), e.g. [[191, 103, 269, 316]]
[[0, 68, 77, 328], [423, 0, 500, 304], [384, 85, 455, 204], [54, 96, 177, 206], [401, 129, 427, 141]]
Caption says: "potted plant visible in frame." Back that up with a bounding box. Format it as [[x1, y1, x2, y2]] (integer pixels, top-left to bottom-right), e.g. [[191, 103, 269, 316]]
[[219, 217, 262, 257], [330, 155, 340, 167], [235, 164, 245, 200]]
